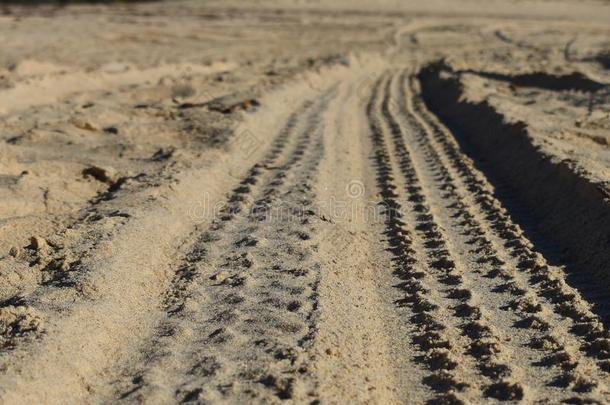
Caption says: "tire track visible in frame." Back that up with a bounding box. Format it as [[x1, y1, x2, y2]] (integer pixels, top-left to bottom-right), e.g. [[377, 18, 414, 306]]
[[113, 86, 338, 404], [379, 71, 532, 402], [407, 72, 610, 386], [395, 71, 610, 402], [368, 75, 472, 404], [368, 73, 514, 404]]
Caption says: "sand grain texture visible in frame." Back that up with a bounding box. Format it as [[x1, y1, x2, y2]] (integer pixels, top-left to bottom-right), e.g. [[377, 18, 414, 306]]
[[0, 0, 609, 403]]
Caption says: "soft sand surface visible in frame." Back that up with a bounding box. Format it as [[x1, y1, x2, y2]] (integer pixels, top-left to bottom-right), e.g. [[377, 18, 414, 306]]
[[0, 0, 609, 403]]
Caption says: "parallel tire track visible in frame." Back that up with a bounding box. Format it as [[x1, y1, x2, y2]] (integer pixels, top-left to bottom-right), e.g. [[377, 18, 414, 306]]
[[366, 68, 610, 403], [72, 67, 610, 404], [396, 70, 610, 401], [374, 72, 529, 403], [15, 65, 605, 404]]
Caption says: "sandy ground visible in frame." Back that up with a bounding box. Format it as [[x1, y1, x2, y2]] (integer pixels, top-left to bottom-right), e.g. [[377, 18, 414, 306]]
[[0, 0, 609, 403]]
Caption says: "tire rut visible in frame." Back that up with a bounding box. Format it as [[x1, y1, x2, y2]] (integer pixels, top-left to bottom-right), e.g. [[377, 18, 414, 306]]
[[369, 73, 486, 404], [395, 71, 610, 402], [385, 71, 534, 403], [112, 86, 338, 404]]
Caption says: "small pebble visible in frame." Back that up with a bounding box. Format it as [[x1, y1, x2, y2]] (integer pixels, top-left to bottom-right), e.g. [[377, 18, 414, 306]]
[[29, 236, 48, 251], [71, 118, 98, 131], [8, 246, 19, 257], [103, 126, 119, 135], [210, 271, 229, 283], [82, 165, 117, 184]]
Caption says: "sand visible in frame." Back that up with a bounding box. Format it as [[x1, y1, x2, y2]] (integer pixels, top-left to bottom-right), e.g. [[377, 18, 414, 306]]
[[0, 0, 609, 403]]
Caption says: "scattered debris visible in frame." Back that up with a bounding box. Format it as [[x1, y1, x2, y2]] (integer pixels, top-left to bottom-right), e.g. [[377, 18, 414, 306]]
[[82, 165, 117, 184], [103, 126, 119, 135], [151, 147, 176, 161], [177, 101, 206, 109], [29, 236, 49, 251], [71, 118, 98, 132], [210, 271, 230, 283], [0, 305, 44, 342], [207, 98, 260, 114]]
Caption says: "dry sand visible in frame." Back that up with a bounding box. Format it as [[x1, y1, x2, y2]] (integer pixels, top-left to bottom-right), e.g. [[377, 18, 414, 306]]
[[0, 0, 609, 403]]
